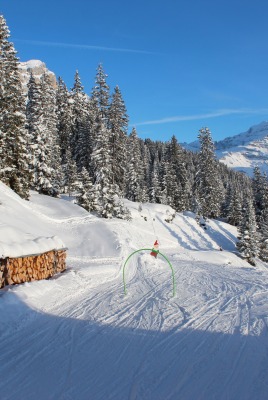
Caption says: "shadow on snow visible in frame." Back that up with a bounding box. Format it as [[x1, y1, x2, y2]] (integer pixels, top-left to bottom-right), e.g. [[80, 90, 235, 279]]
[[1, 293, 268, 400]]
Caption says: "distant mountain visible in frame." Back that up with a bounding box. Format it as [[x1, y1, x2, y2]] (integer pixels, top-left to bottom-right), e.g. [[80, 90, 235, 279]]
[[18, 60, 57, 95], [183, 121, 268, 176]]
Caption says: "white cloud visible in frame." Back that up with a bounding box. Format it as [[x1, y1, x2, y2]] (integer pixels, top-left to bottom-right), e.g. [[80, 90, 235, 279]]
[[14, 39, 156, 55], [132, 108, 268, 126]]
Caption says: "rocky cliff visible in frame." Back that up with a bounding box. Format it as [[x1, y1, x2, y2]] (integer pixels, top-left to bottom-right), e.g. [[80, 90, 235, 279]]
[[18, 59, 57, 94]]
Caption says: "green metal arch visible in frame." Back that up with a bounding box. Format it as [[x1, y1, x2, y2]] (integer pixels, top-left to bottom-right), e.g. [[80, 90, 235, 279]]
[[123, 248, 176, 297]]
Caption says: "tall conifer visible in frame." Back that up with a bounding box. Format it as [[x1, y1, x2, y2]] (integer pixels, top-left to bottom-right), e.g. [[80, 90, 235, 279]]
[[0, 15, 31, 198]]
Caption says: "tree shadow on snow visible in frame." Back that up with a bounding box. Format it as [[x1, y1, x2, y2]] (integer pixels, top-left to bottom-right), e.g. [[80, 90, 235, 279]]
[[204, 220, 238, 252], [0, 293, 268, 400], [156, 215, 214, 251]]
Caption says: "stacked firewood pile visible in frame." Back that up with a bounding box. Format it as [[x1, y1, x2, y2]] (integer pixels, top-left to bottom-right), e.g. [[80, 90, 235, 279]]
[[0, 249, 67, 288]]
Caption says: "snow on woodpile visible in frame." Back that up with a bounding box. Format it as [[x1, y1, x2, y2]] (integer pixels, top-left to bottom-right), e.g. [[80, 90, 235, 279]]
[[0, 226, 65, 259], [0, 181, 66, 287]]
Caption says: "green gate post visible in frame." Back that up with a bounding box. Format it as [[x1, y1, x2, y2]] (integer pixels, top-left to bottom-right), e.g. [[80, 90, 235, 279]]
[[123, 248, 176, 297]]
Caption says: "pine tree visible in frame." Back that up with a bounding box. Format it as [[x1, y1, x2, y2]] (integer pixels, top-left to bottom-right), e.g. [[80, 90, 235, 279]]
[[253, 170, 268, 261], [259, 204, 268, 262], [252, 166, 267, 224], [91, 64, 110, 124], [26, 73, 42, 186], [108, 85, 128, 191], [237, 196, 259, 265], [0, 15, 31, 198], [226, 185, 243, 226], [63, 148, 79, 196], [41, 73, 62, 195], [140, 141, 150, 202], [70, 71, 91, 172], [165, 135, 189, 211], [195, 127, 224, 218], [56, 77, 72, 164], [150, 160, 162, 203], [125, 128, 143, 202], [160, 156, 179, 208], [91, 120, 117, 217], [76, 167, 98, 212], [26, 72, 60, 195]]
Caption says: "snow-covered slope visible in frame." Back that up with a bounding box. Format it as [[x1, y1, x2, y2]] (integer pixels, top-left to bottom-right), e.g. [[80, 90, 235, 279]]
[[0, 182, 65, 257], [184, 121, 268, 176], [1, 184, 268, 399]]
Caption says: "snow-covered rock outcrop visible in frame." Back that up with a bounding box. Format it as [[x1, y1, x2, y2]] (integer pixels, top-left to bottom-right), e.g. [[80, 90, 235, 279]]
[[18, 59, 57, 95]]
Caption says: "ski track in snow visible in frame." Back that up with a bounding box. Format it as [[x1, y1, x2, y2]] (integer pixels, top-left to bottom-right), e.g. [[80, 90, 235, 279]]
[[1, 195, 268, 399]]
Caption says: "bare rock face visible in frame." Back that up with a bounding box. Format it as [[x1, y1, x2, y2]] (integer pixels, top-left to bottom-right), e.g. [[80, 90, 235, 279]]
[[18, 59, 57, 94]]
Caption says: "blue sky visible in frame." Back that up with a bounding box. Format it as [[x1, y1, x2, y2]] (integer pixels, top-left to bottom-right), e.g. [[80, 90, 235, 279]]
[[1, 0, 268, 143]]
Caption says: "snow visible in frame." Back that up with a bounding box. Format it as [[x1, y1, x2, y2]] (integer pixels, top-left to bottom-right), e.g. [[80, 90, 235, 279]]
[[0, 182, 65, 258], [183, 121, 268, 176], [1, 183, 268, 399], [19, 59, 46, 69]]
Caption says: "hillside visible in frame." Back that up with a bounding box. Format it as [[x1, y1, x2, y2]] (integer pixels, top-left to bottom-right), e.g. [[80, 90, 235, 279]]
[[1, 184, 268, 399]]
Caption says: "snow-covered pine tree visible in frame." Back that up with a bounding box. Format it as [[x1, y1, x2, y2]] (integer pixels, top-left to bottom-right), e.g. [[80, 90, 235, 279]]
[[226, 185, 243, 226], [252, 166, 267, 224], [149, 160, 162, 203], [140, 141, 151, 202], [41, 72, 63, 195], [166, 135, 189, 211], [108, 85, 128, 192], [112, 196, 132, 220], [259, 210, 268, 262], [26, 72, 60, 196], [237, 195, 259, 265], [258, 195, 268, 262], [252, 170, 268, 261], [76, 167, 98, 212], [26, 72, 42, 184], [125, 128, 144, 202], [89, 65, 130, 219], [56, 77, 73, 165], [63, 148, 79, 196], [182, 149, 196, 211], [0, 15, 31, 199], [160, 154, 179, 208], [91, 120, 118, 218], [70, 71, 91, 172], [195, 127, 224, 218], [91, 64, 110, 125]]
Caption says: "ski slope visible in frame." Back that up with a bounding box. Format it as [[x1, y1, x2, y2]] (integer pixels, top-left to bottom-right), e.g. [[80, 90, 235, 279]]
[[1, 186, 268, 400]]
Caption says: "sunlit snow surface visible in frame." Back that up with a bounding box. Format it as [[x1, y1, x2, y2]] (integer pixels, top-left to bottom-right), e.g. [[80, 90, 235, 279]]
[[1, 182, 268, 400]]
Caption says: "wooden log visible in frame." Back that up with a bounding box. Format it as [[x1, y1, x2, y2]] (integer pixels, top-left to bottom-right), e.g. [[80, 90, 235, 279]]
[[6, 276, 14, 285], [0, 249, 67, 286]]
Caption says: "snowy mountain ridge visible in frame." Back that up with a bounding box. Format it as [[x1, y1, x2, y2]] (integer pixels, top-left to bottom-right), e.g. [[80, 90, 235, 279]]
[[183, 120, 268, 176]]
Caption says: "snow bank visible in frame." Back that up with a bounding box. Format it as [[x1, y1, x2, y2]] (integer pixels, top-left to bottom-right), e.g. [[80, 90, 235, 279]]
[[0, 182, 66, 258]]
